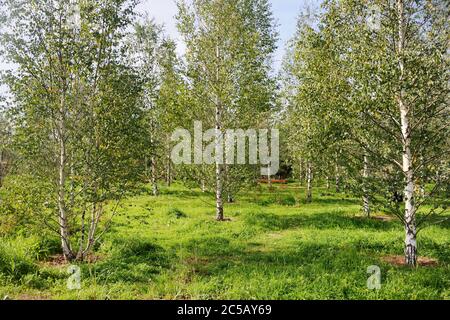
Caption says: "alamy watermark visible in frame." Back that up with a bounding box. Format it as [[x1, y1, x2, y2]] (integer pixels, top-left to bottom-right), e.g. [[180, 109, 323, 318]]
[[367, 265, 381, 290], [171, 121, 279, 175], [67, 265, 81, 290]]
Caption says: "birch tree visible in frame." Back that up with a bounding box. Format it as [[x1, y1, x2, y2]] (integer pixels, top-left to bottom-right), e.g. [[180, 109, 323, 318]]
[[282, 11, 348, 203], [1, 0, 146, 261], [128, 18, 166, 196], [153, 39, 186, 189], [177, 0, 277, 220], [0, 114, 11, 188], [323, 0, 450, 266]]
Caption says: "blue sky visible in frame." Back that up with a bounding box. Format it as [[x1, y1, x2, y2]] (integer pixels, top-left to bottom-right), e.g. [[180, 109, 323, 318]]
[[137, 0, 320, 71]]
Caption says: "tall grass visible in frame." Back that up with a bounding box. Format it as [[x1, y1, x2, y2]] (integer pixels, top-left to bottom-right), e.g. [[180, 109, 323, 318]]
[[0, 184, 449, 300]]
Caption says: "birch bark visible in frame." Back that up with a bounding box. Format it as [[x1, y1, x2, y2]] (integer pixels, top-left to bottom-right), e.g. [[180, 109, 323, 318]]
[[397, 0, 417, 267]]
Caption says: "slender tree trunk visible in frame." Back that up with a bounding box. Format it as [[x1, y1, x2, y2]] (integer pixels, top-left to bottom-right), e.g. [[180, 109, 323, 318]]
[[363, 154, 371, 217], [0, 150, 4, 188], [77, 186, 87, 261], [215, 104, 224, 219], [419, 184, 425, 198], [166, 153, 172, 187], [267, 163, 272, 189], [403, 146, 417, 267], [215, 45, 224, 221], [69, 155, 75, 209], [397, 0, 417, 267], [145, 155, 148, 175], [299, 159, 303, 186], [151, 155, 159, 196], [418, 156, 425, 198], [201, 179, 206, 193], [224, 165, 234, 203], [335, 152, 341, 193], [215, 119, 224, 220], [306, 162, 313, 203], [83, 202, 101, 258], [435, 168, 441, 185], [58, 95, 73, 261]]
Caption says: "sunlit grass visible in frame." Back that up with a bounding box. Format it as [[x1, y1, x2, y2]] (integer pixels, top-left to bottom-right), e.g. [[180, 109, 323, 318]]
[[0, 183, 449, 300]]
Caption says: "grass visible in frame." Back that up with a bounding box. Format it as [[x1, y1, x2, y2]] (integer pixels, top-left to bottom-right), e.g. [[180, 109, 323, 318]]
[[0, 183, 449, 300]]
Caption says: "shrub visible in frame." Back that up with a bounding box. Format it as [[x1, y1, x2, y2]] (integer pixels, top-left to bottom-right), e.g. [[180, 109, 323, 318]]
[[167, 208, 187, 219], [0, 175, 54, 236], [278, 195, 296, 206], [0, 238, 37, 281]]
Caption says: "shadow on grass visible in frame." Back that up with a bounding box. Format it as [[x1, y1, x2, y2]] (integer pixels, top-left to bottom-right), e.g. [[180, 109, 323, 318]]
[[80, 228, 448, 297], [89, 238, 172, 284], [180, 236, 376, 272], [160, 188, 212, 199], [243, 211, 400, 232], [426, 217, 450, 230], [305, 197, 361, 206], [244, 191, 360, 207], [177, 235, 449, 299], [419, 236, 450, 264]]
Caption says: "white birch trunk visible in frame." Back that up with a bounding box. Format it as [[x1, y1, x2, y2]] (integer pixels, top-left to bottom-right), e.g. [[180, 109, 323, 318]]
[[151, 155, 159, 196], [335, 155, 341, 193], [397, 0, 417, 267], [166, 153, 172, 187], [215, 104, 224, 220], [0, 150, 4, 188], [299, 159, 303, 186], [306, 162, 313, 203], [58, 95, 73, 261], [363, 154, 371, 217], [201, 179, 206, 193], [224, 165, 234, 203], [215, 45, 224, 221]]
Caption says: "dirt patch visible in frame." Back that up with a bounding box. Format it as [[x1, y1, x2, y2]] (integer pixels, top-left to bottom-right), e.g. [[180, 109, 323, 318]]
[[40, 254, 68, 267], [382, 255, 439, 267], [355, 215, 395, 222], [39, 253, 103, 267], [371, 216, 395, 222], [14, 294, 50, 300], [184, 256, 210, 266], [216, 218, 233, 222]]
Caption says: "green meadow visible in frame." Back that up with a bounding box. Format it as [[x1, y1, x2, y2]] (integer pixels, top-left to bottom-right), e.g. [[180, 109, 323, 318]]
[[0, 183, 448, 300]]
